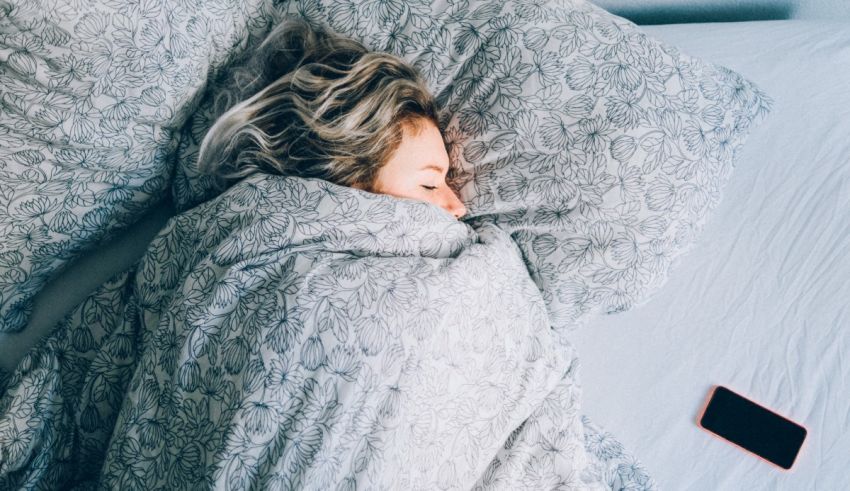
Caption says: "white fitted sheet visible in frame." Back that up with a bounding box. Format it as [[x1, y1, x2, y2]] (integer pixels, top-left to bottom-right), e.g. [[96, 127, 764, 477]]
[[572, 20, 850, 489]]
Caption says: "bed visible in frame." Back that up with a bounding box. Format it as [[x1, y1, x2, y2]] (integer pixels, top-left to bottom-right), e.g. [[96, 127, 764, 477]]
[[572, 20, 850, 489], [1, 1, 847, 489]]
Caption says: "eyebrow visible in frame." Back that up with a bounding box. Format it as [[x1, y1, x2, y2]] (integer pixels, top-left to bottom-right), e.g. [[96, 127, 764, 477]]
[[420, 163, 448, 173]]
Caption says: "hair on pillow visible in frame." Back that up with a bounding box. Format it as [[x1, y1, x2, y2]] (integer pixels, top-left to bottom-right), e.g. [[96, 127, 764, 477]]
[[173, 0, 771, 332]]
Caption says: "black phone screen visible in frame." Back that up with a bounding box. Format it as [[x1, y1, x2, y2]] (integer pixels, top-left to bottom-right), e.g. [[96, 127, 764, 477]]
[[699, 386, 807, 470]]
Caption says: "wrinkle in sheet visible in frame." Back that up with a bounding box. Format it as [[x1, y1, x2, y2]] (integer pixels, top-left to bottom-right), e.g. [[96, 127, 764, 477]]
[[573, 20, 850, 489]]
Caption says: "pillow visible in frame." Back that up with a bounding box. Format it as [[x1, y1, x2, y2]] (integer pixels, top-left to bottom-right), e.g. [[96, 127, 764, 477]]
[[172, 0, 771, 332], [0, 0, 277, 332]]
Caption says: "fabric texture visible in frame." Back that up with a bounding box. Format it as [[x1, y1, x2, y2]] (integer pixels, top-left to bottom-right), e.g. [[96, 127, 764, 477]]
[[0, 0, 275, 332], [173, 0, 772, 334], [0, 174, 657, 489], [0, 0, 773, 488], [572, 20, 850, 489]]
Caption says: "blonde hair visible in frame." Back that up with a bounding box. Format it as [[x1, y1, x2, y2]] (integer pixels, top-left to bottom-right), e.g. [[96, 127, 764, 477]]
[[197, 16, 442, 193]]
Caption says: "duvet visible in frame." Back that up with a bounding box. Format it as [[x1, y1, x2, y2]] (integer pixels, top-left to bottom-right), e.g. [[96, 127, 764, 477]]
[[0, 173, 656, 489]]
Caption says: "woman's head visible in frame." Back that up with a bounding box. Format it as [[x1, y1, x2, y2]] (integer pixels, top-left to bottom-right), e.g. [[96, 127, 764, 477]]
[[197, 17, 466, 219]]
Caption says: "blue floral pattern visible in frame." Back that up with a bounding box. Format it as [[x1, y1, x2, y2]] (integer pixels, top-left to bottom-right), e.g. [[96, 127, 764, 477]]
[[0, 265, 139, 486], [0, 0, 272, 332], [1, 0, 773, 488], [175, 0, 771, 336], [1, 174, 657, 489]]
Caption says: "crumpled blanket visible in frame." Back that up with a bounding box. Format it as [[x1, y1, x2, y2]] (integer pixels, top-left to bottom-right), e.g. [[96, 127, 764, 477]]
[[0, 173, 657, 489]]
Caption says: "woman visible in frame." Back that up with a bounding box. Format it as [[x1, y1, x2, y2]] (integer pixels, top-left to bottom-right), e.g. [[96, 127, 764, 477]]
[[197, 17, 467, 220]]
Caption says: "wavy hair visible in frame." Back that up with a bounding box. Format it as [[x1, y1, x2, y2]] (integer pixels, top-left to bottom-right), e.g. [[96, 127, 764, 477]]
[[196, 16, 443, 193]]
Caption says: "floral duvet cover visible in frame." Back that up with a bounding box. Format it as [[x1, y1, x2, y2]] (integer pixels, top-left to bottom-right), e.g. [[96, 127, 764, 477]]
[[0, 173, 656, 489]]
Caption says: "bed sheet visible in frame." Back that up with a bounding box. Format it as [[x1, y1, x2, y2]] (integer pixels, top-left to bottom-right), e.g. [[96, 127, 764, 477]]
[[571, 20, 850, 489]]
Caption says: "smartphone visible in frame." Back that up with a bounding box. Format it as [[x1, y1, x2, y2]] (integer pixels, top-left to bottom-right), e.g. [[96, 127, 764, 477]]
[[697, 385, 807, 470]]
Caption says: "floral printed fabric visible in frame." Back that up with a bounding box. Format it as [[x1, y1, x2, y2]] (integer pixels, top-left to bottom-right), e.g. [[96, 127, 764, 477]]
[[173, 0, 772, 336], [301, 0, 773, 333], [0, 0, 770, 487], [2, 0, 770, 340], [0, 173, 657, 489], [0, 0, 273, 332]]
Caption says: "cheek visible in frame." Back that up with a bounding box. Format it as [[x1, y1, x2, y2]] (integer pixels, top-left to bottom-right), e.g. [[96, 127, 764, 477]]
[[373, 173, 418, 199], [372, 169, 399, 194]]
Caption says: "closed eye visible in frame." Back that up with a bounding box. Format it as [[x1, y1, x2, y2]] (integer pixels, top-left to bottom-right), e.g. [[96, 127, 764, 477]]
[[422, 185, 437, 191]]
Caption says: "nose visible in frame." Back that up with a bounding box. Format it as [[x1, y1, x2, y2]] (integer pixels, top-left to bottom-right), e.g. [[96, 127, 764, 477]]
[[442, 188, 467, 219]]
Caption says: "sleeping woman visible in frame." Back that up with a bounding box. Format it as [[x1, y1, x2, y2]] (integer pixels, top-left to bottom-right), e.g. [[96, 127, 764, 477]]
[[80, 17, 576, 490], [196, 16, 468, 220], [0, 13, 648, 491]]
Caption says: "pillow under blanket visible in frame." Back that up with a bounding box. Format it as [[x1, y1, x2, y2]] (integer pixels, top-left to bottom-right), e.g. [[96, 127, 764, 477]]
[[0, 0, 276, 332], [173, 0, 771, 333]]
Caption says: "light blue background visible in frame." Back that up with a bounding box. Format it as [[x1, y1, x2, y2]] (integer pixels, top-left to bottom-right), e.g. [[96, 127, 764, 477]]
[[591, 0, 850, 23]]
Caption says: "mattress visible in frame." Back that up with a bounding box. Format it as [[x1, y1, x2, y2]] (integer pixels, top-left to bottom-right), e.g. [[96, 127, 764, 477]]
[[571, 20, 850, 489]]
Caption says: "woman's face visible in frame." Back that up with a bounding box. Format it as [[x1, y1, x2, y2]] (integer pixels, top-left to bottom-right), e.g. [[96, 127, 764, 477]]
[[359, 119, 467, 220]]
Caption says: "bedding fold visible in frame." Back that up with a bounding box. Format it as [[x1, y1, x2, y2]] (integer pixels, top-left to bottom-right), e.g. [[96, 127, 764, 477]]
[[0, 173, 658, 489]]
